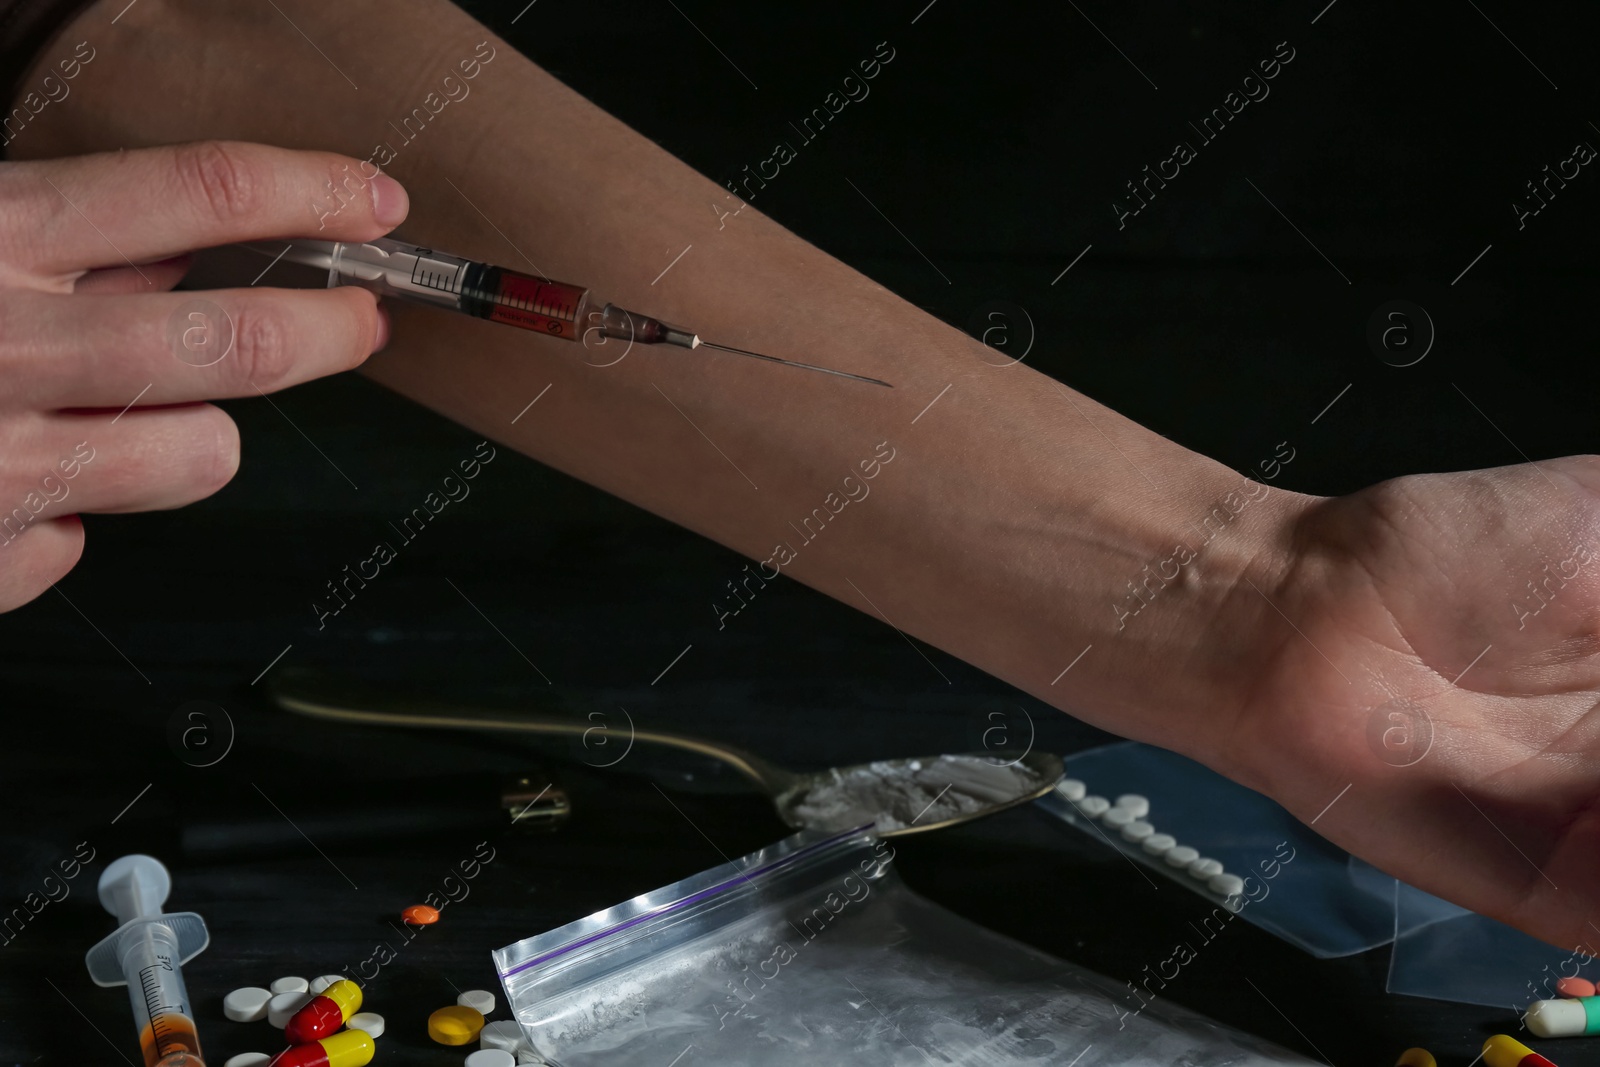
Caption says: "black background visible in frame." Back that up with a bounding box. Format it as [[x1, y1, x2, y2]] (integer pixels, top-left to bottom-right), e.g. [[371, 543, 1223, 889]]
[[3, 1, 1598, 1064]]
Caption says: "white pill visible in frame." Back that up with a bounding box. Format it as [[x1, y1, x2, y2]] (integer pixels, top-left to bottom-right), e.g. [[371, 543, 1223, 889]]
[[1113, 794, 1150, 818], [1120, 820, 1154, 842], [1209, 873, 1246, 897], [465, 1051, 517, 1067], [223, 986, 273, 1022], [1055, 778, 1087, 802], [1101, 807, 1135, 829], [308, 974, 346, 995], [481, 1021, 527, 1052], [348, 1011, 385, 1039], [267, 990, 312, 1028], [1525, 998, 1586, 1038], [269, 976, 309, 995], [1164, 845, 1200, 867], [224, 1055, 272, 1067], [515, 1052, 546, 1066], [1075, 795, 1110, 818], [458, 989, 496, 1016], [1142, 833, 1177, 856], [1188, 856, 1224, 879]]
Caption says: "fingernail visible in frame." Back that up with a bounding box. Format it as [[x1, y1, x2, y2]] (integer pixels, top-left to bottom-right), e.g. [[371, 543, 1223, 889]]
[[370, 174, 409, 228], [373, 304, 391, 352]]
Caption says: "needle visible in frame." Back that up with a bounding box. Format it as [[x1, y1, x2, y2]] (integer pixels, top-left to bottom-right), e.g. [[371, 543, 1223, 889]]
[[696, 340, 894, 388]]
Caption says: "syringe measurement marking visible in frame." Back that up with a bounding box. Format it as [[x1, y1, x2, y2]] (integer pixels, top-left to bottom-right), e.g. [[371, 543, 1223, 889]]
[[540, 289, 577, 320], [409, 255, 464, 294], [501, 284, 576, 323], [139, 963, 188, 1054]]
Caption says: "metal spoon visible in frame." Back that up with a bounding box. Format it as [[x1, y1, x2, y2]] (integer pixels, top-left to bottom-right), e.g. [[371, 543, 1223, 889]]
[[266, 670, 1062, 837]]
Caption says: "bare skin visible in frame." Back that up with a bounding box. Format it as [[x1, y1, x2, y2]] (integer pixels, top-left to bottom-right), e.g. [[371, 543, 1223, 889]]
[[10, 0, 1600, 952]]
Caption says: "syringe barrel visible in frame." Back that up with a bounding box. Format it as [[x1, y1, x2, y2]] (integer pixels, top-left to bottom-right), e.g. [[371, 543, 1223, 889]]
[[118, 922, 203, 1067], [327, 238, 593, 339], [327, 239, 475, 313], [460, 262, 593, 339]]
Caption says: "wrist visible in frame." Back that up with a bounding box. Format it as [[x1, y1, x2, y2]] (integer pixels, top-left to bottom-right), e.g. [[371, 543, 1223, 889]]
[[1029, 423, 1320, 773]]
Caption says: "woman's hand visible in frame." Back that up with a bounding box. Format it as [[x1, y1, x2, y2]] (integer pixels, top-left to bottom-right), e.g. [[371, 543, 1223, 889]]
[[0, 141, 408, 611], [1223, 456, 1600, 951]]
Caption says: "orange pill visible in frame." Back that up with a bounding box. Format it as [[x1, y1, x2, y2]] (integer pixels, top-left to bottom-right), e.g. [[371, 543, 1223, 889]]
[[402, 904, 440, 925], [1555, 976, 1595, 998]]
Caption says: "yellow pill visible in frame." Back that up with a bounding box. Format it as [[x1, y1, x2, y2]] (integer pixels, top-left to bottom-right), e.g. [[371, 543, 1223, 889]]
[[1484, 1034, 1559, 1067], [1396, 1049, 1437, 1067], [428, 1004, 486, 1046]]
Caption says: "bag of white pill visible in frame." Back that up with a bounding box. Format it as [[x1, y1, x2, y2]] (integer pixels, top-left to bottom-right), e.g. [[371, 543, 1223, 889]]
[[1038, 741, 1401, 957], [492, 826, 1316, 1066]]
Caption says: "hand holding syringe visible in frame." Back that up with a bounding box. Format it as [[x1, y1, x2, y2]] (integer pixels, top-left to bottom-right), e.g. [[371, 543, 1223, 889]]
[[86, 855, 210, 1067], [243, 237, 892, 388]]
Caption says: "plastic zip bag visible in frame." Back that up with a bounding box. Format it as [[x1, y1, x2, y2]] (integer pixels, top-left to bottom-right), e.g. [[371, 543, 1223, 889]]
[[1038, 742, 1578, 1009], [1036, 742, 1396, 958], [1386, 878, 1600, 1010], [493, 825, 1317, 1066]]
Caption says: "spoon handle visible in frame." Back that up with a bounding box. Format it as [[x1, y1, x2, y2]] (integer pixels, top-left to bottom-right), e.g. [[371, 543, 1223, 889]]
[[264, 668, 797, 795]]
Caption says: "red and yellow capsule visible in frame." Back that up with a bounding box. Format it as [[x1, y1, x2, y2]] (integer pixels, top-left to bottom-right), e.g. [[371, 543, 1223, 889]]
[[273, 1028, 375, 1067], [284, 979, 362, 1044], [1484, 1034, 1561, 1067]]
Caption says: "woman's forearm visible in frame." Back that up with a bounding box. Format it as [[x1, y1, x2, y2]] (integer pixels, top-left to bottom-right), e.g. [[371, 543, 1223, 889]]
[[13, 0, 1314, 768]]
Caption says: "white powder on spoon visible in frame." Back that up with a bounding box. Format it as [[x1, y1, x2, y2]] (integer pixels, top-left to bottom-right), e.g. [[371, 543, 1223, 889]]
[[783, 754, 1049, 832]]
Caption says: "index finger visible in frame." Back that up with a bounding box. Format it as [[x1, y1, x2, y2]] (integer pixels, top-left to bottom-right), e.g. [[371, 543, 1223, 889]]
[[6, 140, 410, 277]]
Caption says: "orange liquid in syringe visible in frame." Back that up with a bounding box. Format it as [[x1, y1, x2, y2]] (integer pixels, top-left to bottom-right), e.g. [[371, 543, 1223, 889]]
[[139, 1013, 204, 1067]]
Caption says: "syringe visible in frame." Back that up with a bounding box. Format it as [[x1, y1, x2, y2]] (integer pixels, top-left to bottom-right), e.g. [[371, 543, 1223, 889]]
[[242, 237, 892, 387], [86, 855, 210, 1067]]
